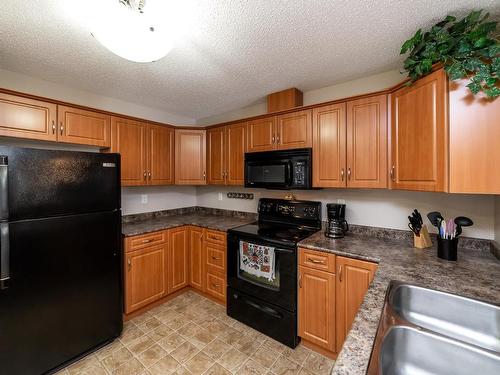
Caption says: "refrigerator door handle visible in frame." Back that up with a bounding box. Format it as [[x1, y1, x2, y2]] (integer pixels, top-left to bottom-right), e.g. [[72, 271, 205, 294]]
[[0, 222, 9, 289], [0, 155, 8, 221]]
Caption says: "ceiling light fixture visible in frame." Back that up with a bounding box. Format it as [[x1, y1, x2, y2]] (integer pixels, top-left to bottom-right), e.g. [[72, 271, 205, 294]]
[[90, 0, 174, 63]]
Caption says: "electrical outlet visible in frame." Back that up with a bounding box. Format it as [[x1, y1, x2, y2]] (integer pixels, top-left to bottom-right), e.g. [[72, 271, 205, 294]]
[[337, 199, 346, 204], [141, 194, 148, 204], [218, 192, 223, 201]]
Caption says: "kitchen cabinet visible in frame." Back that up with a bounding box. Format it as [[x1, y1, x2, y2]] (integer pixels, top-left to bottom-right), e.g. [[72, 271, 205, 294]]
[[276, 109, 312, 150], [449, 78, 500, 194], [312, 103, 347, 188], [204, 229, 227, 304], [0, 92, 57, 142], [168, 226, 189, 293], [247, 116, 276, 152], [207, 123, 246, 185], [175, 129, 207, 185], [389, 68, 448, 192], [298, 265, 336, 352], [336, 256, 377, 352], [57, 105, 111, 148], [189, 226, 205, 291], [148, 124, 175, 185], [124, 231, 168, 314], [346, 95, 387, 188]]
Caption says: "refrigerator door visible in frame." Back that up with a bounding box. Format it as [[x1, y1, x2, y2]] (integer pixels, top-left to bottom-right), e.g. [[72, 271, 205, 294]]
[[0, 146, 120, 221], [0, 211, 122, 375]]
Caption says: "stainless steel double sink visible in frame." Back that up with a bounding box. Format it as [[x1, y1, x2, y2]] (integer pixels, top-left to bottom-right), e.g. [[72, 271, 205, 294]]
[[367, 281, 500, 374]]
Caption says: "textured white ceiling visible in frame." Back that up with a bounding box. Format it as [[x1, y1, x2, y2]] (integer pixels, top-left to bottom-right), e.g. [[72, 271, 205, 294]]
[[1, 0, 499, 121]]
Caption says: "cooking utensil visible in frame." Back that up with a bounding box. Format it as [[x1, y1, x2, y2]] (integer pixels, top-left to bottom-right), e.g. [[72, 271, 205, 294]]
[[408, 215, 422, 236], [427, 211, 444, 228], [454, 216, 473, 237], [412, 209, 423, 226]]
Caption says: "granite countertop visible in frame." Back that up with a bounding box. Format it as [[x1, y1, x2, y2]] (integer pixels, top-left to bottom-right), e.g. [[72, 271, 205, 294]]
[[298, 230, 500, 375], [122, 209, 256, 236]]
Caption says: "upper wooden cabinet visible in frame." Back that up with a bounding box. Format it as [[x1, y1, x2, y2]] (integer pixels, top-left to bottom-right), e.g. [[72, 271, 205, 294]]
[[207, 123, 246, 186], [276, 109, 312, 149], [111, 118, 174, 186], [148, 124, 175, 185], [346, 95, 387, 188], [175, 129, 206, 185], [449, 79, 500, 194], [247, 116, 276, 152], [0, 92, 57, 142], [57, 105, 111, 148], [312, 103, 347, 188], [389, 69, 448, 192], [336, 256, 377, 352]]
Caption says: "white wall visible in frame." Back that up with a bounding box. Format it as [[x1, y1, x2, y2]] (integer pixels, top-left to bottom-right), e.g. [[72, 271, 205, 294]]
[[122, 186, 197, 215], [196, 186, 495, 240], [0, 68, 195, 125], [196, 70, 403, 125]]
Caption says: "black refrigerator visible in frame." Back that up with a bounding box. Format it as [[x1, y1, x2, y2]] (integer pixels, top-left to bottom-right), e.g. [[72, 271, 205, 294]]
[[0, 146, 123, 375]]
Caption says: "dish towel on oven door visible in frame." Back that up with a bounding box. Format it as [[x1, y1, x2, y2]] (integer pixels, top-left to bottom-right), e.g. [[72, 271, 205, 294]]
[[239, 241, 276, 281]]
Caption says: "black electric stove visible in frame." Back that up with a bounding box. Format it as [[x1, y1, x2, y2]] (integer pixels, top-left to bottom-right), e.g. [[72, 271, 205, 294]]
[[227, 198, 322, 348]]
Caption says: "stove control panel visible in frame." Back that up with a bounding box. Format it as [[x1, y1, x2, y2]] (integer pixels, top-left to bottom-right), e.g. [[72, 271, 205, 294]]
[[258, 198, 321, 223]]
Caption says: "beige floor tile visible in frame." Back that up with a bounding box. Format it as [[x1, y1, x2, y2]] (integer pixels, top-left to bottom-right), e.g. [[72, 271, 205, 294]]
[[67, 356, 107, 375], [297, 368, 315, 375], [138, 317, 162, 333], [102, 347, 134, 372], [178, 323, 201, 339], [217, 315, 238, 328], [270, 356, 301, 375], [155, 309, 181, 323], [252, 345, 280, 368], [158, 332, 187, 353], [127, 335, 156, 355], [184, 352, 215, 375], [95, 339, 124, 360], [236, 359, 268, 375], [262, 339, 287, 355], [54, 370, 69, 375], [202, 339, 232, 361], [137, 344, 167, 368], [205, 363, 232, 375], [190, 328, 216, 349], [170, 341, 200, 364], [132, 312, 153, 326], [192, 313, 218, 326], [217, 348, 248, 371], [167, 315, 193, 331], [147, 324, 175, 342], [148, 355, 181, 375], [233, 336, 262, 357], [170, 365, 193, 374], [302, 352, 334, 375], [281, 345, 310, 366], [218, 326, 242, 345], [113, 358, 145, 375], [202, 320, 230, 336], [120, 325, 146, 346]]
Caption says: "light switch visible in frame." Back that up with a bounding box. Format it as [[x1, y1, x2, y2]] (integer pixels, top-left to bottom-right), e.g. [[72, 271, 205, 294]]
[[141, 194, 148, 204], [218, 192, 223, 201], [337, 199, 346, 204]]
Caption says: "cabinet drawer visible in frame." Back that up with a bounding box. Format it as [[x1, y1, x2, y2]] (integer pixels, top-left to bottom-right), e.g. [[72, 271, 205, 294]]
[[206, 270, 226, 302], [205, 229, 226, 245], [206, 243, 225, 273], [126, 230, 167, 252], [299, 248, 336, 273]]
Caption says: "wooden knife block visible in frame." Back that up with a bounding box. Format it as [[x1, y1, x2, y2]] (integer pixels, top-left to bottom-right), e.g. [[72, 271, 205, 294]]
[[414, 224, 433, 249]]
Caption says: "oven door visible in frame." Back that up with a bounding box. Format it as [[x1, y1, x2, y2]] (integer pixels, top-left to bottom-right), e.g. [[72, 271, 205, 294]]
[[227, 233, 297, 312], [245, 160, 292, 189]]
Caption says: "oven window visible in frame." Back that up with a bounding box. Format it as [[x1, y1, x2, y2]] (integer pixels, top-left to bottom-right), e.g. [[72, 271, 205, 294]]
[[247, 164, 286, 184], [237, 240, 280, 290]]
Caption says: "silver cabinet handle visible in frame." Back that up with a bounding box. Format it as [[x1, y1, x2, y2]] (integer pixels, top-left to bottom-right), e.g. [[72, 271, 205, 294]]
[[272, 134, 275, 143], [390, 165, 396, 182], [347, 168, 351, 180], [59, 123, 64, 136], [142, 239, 152, 244], [127, 258, 131, 271], [203, 171, 206, 180], [339, 265, 343, 282], [148, 171, 151, 180], [277, 134, 280, 144], [307, 257, 325, 264], [341, 168, 345, 181], [51, 120, 56, 134], [143, 171, 147, 180]]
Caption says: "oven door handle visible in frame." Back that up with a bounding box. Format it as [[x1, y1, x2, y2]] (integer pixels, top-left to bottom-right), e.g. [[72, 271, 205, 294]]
[[274, 247, 294, 254], [286, 161, 293, 186], [243, 297, 283, 319]]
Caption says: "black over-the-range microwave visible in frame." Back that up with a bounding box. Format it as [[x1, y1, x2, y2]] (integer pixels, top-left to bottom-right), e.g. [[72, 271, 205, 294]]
[[244, 148, 312, 189]]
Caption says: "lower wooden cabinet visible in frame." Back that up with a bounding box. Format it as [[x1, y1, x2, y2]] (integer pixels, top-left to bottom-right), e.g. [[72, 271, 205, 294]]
[[169, 226, 189, 293], [205, 270, 226, 301], [189, 226, 205, 291], [298, 248, 377, 355]]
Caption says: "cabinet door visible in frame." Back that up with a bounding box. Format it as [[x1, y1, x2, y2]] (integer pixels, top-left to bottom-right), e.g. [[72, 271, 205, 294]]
[[389, 69, 448, 192], [205, 270, 226, 303], [336, 256, 377, 352], [205, 242, 226, 275], [111, 117, 148, 186], [449, 78, 500, 194], [207, 127, 226, 185], [347, 95, 387, 188], [0, 92, 57, 142], [175, 129, 207, 185], [246, 116, 276, 152], [298, 266, 336, 352], [57, 105, 111, 148], [276, 109, 312, 150], [168, 227, 189, 293], [312, 103, 347, 187], [124, 245, 167, 314], [148, 124, 174, 185], [225, 123, 246, 185], [189, 226, 205, 291]]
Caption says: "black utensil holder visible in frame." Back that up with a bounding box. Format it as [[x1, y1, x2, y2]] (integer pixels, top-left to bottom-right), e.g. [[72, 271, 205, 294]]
[[437, 237, 458, 261]]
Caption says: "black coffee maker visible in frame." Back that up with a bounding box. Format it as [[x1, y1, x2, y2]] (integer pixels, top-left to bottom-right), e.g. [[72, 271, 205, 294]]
[[325, 203, 349, 239]]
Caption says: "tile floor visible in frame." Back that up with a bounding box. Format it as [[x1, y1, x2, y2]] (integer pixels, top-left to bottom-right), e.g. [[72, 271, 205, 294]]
[[55, 291, 335, 375]]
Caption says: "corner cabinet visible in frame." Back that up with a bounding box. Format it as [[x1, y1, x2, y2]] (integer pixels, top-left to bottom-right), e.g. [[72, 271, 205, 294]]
[[168, 226, 189, 293], [389, 69, 448, 192], [175, 129, 207, 185], [189, 226, 205, 291]]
